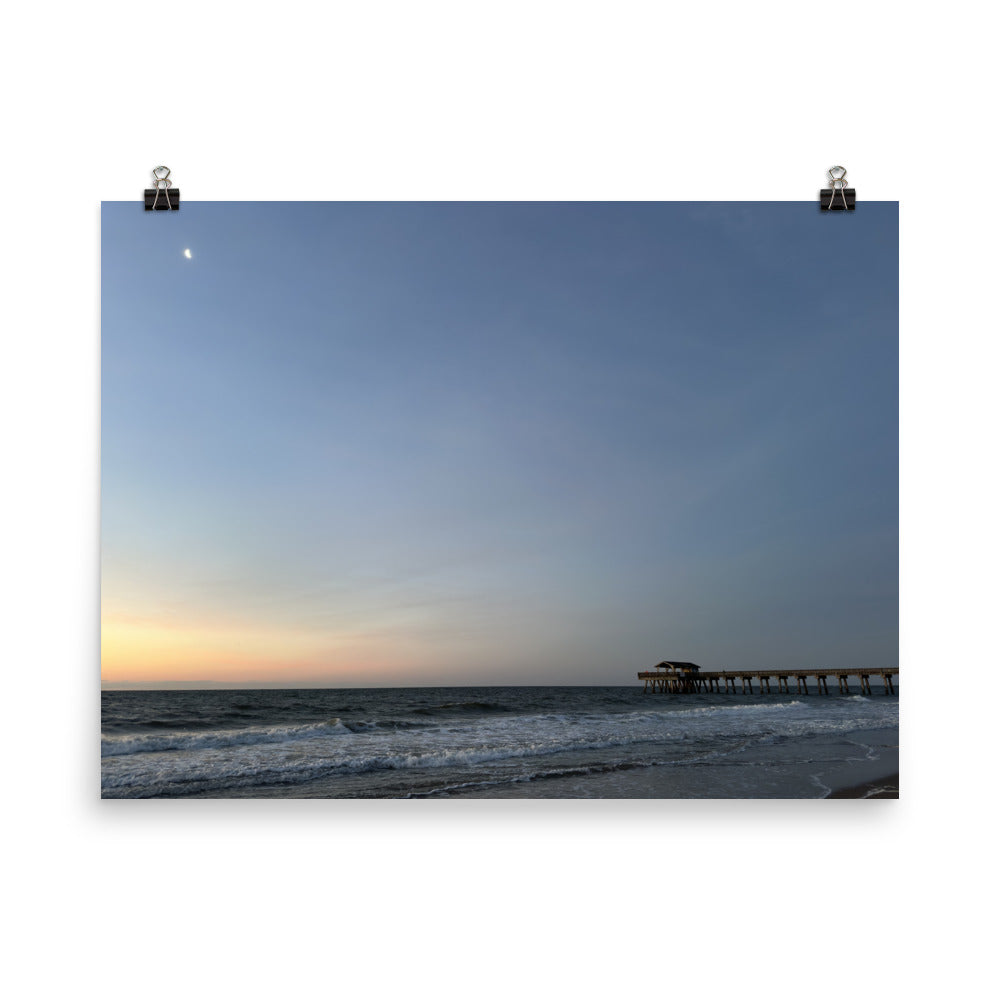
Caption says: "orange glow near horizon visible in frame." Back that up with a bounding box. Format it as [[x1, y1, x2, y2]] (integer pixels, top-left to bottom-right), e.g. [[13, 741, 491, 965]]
[[100, 616, 423, 687]]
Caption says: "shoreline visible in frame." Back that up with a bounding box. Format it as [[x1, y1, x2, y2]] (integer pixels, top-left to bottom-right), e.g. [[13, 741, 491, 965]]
[[826, 772, 898, 799]]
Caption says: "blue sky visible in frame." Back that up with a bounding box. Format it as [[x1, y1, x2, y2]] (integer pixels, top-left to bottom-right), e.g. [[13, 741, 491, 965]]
[[101, 201, 897, 686]]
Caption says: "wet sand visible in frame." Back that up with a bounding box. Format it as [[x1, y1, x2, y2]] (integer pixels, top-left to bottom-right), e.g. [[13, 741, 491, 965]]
[[452, 731, 899, 798]]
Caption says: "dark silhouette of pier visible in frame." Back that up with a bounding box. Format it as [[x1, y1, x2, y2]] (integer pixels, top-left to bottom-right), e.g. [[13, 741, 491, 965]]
[[638, 663, 897, 695]]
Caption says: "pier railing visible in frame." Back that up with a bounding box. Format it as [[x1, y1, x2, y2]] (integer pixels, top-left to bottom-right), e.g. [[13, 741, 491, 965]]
[[638, 667, 898, 695]]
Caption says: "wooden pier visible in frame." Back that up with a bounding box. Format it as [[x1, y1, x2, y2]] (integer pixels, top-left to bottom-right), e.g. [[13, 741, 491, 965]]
[[638, 666, 898, 696]]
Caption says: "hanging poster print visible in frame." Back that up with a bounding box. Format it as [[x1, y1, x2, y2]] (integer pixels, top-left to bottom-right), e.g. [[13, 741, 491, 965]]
[[101, 201, 898, 798]]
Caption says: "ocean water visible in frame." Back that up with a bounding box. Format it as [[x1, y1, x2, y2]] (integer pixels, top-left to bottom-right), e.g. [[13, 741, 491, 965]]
[[100, 686, 899, 799]]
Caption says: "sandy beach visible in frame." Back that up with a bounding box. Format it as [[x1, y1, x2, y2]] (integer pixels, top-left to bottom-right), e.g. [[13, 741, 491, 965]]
[[827, 773, 899, 798]]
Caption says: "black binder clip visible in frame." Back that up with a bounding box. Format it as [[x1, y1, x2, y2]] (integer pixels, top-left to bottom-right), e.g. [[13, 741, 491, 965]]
[[144, 166, 180, 211], [820, 166, 855, 211]]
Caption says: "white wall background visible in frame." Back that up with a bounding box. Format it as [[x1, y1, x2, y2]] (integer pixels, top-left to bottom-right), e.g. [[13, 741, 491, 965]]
[[1, 2, 995, 998]]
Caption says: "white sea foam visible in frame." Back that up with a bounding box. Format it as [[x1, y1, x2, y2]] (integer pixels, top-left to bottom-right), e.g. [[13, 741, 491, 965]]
[[100, 718, 350, 757], [100, 736, 628, 794]]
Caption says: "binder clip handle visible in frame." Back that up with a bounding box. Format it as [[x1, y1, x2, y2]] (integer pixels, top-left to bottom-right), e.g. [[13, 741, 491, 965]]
[[151, 166, 171, 210]]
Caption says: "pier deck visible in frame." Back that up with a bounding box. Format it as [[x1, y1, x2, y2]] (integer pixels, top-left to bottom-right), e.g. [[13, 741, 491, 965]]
[[638, 667, 898, 695]]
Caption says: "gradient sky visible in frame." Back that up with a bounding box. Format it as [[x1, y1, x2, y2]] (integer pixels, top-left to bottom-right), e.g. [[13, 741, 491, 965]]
[[101, 202, 897, 688]]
